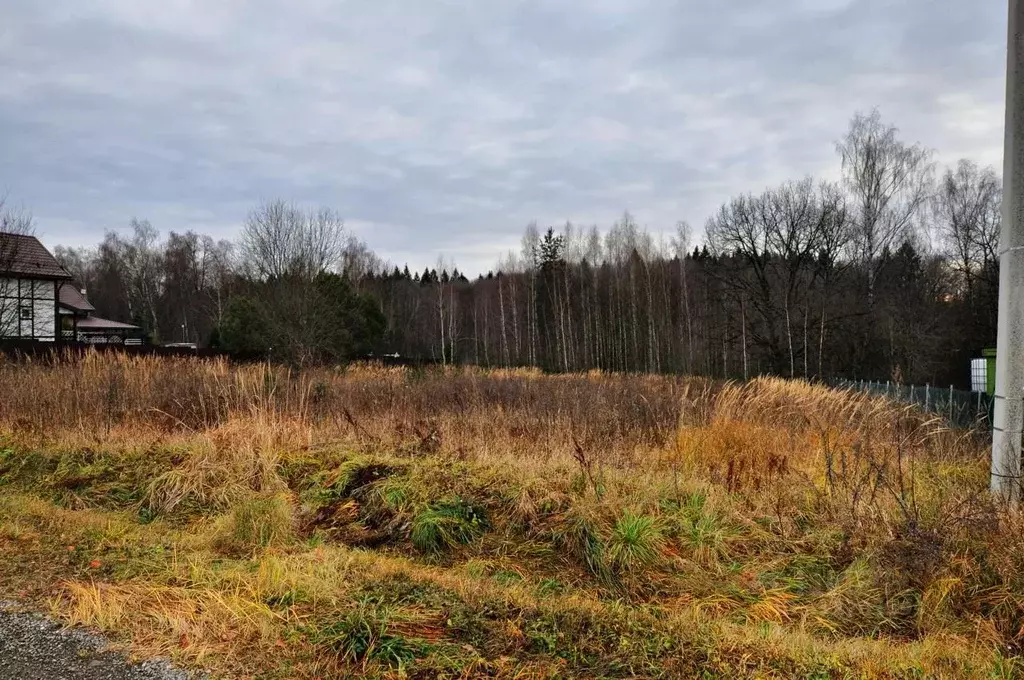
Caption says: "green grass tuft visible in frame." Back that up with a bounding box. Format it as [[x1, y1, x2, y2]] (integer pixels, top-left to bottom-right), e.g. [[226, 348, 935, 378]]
[[607, 510, 665, 572], [410, 498, 487, 554], [678, 509, 734, 568], [311, 603, 424, 667]]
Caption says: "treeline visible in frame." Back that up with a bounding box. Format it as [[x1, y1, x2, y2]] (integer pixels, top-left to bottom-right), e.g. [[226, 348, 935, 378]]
[[55, 204, 387, 364], [47, 110, 1000, 386]]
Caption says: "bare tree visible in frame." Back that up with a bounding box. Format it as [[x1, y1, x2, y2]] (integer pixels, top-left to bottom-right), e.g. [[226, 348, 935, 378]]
[[0, 198, 33, 233], [0, 197, 35, 272], [241, 200, 347, 281], [837, 110, 934, 304], [53, 245, 94, 286], [933, 160, 1002, 295], [521, 223, 540, 366], [339, 234, 384, 289], [672, 221, 694, 373], [707, 179, 849, 376], [435, 255, 450, 365], [0, 197, 36, 337], [204, 239, 236, 334], [122, 219, 164, 339]]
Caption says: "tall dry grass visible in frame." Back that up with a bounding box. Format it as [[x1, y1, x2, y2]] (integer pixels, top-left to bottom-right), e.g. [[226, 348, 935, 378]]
[[0, 352, 999, 555], [0, 352, 688, 467], [1, 350, 1022, 677]]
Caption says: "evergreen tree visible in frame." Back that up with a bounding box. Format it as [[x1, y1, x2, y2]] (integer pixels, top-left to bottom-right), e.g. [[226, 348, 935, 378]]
[[535, 228, 567, 370], [219, 297, 270, 355]]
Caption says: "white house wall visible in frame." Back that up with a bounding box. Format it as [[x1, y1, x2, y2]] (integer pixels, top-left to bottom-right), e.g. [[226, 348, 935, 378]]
[[0, 277, 57, 341], [0, 278, 18, 337], [0, 304, 15, 337]]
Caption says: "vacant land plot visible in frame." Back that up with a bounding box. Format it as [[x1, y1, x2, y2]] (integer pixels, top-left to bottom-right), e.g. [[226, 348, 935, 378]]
[[0, 353, 1019, 678]]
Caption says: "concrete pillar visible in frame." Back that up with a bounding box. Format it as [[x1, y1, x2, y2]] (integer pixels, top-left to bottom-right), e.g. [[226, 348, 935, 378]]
[[992, 0, 1024, 499]]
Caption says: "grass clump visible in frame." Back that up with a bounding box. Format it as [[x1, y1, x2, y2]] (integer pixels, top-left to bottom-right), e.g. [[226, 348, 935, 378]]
[[212, 492, 296, 555], [410, 498, 487, 554], [310, 603, 426, 668], [145, 418, 293, 515], [607, 510, 665, 573], [679, 510, 735, 569], [554, 510, 614, 585]]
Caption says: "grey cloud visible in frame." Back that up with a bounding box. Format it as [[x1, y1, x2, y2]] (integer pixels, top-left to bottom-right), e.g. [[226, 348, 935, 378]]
[[0, 0, 1007, 276]]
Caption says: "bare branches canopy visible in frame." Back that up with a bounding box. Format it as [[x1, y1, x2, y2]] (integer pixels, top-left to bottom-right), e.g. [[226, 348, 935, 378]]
[[241, 200, 348, 281]]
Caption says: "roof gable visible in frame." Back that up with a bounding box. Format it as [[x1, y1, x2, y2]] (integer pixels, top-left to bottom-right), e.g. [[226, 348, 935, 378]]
[[0, 232, 72, 279], [59, 285, 96, 312]]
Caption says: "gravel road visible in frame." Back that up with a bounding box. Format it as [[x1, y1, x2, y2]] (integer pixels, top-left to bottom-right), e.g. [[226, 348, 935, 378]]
[[0, 605, 197, 680]]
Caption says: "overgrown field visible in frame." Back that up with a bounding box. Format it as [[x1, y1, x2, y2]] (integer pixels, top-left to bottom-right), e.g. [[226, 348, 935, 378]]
[[0, 353, 1020, 678]]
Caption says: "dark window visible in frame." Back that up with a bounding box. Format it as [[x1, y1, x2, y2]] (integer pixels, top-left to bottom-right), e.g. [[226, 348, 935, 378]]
[[19, 305, 32, 321]]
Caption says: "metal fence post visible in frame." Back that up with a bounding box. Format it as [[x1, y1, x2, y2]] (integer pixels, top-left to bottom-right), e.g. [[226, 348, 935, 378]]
[[925, 384, 931, 412], [949, 385, 954, 421]]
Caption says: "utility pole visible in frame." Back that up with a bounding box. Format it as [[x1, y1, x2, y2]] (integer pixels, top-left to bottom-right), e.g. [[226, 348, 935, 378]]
[[992, 0, 1024, 499]]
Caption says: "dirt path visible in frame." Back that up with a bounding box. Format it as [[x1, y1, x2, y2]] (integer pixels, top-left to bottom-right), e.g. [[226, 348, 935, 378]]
[[0, 605, 197, 680]]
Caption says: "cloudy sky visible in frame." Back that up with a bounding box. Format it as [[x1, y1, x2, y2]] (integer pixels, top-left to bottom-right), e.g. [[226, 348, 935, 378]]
[[0, 0, 1007, 275]]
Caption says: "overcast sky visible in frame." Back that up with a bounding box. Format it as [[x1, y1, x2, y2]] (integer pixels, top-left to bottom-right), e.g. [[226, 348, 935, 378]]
[[0, 0, 1007, 275]]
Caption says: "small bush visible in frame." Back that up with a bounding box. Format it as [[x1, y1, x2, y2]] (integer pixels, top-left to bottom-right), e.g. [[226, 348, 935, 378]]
[[410, 498, 487, 554], [607, 510, 665, 573], [213, 493, 296, 554]]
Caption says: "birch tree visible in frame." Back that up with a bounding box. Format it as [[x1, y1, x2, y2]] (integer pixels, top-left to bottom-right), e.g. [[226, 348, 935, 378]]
[[837, 110, 934, 305]]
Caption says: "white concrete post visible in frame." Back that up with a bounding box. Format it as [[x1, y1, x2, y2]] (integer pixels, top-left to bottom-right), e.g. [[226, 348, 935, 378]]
[[992, 0, 1024, 500]]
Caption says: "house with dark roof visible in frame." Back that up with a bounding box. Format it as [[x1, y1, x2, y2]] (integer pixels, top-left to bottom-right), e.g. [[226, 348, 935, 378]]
[[58, 284, 145, 344], [0, 232, 72, 341], [0, 232, 144, 344]]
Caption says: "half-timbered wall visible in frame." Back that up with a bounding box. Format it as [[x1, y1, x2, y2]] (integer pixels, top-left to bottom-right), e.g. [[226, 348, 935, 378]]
[[0, 277, 57, 341]]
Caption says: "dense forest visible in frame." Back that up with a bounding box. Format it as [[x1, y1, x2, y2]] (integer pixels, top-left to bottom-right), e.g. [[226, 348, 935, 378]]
[[41, 111, 1000, 387]]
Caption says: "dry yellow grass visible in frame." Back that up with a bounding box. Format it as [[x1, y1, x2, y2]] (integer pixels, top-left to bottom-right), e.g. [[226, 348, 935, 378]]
[[0, 352, 1019, 678]]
